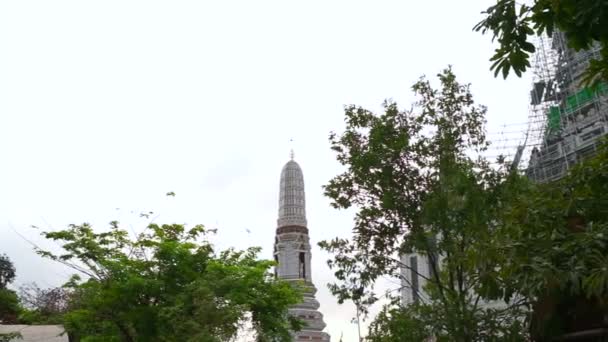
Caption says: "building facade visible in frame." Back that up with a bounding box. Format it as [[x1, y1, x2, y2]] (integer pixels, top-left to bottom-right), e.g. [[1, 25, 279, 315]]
[[273, 156, 330, 341], [400, 252, 435, 305], [400, 251, 505, 310]]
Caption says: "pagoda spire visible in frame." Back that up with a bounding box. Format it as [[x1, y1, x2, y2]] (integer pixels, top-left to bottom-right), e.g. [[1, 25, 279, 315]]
[[273, 156, 330, 341]]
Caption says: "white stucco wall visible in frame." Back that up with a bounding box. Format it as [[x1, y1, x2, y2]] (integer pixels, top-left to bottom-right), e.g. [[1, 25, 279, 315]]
[[0, 325, 68, 342]]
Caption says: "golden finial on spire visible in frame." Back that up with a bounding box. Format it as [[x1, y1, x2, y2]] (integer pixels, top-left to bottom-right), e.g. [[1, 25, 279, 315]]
[[289, 138, 294, 160], [290, 148, 294, 160]]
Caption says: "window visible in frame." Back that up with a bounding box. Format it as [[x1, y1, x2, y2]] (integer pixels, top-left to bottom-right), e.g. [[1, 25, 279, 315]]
[[299, 252, 306, 279], [410, 256, 419, 303], [274, 255, 279, 278], [427, 236, 438, 279], [427, 255, 437, 281]]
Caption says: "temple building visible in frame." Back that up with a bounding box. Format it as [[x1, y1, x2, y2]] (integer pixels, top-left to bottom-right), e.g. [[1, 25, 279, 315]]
[[273, 153, 331, 341], [526, 31, 608, 182]]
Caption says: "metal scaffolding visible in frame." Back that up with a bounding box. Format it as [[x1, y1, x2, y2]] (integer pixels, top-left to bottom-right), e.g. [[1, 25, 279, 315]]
[[524, 31, 608, 183]]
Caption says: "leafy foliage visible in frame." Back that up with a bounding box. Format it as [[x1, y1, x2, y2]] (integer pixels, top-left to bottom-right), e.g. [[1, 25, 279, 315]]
[[0, 288, 20, 324], [366, 305, 430, 342], [0, 255, 19, 324], [0, 332, 22, 342], [474, 0, 608, 84], [324, 69, 608, 338], [18, 283, 71, 324], [36, 221, 302, 342], [0, 254, 16, 289], [494, 140, 608, 339], [367, 303, 526, 342], [320, 67, 526, 340]]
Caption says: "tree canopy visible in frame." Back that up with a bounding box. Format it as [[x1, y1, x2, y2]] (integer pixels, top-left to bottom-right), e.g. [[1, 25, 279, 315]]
[[321, 64, 608, 339], [319, 67, 526, 340], [17, 282, 71, 325], [0, 254, 19, 325], [475, 0, 608, 84], [0, 254, 15, 290], [36, 221, 302, 342], [493, 140, 608, 339]]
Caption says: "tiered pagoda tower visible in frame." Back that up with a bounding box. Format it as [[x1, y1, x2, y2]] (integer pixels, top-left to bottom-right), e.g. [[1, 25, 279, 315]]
[[273, 154, 330, 341]]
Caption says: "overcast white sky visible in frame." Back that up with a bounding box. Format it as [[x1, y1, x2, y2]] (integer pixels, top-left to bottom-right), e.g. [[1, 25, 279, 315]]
[[0, 1, 531, 340]]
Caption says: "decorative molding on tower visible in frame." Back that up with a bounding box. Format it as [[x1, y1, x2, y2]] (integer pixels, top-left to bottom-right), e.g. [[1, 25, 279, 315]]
[[273, 156, 330, 342], [277, 160, 307, 228]]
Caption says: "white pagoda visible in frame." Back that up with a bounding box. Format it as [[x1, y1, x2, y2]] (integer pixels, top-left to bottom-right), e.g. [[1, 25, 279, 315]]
[[273, 154, 330, 341]]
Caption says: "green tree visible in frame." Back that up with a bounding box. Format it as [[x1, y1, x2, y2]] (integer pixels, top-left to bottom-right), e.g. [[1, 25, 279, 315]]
[[366, 305, 430, 342], [0, 254, 19, 324], [36, 221, 302, 342], [474, 0, 608, 84], [0, 288, 20, 324], [18, 283, 71, 324], [494, 140, 608, 339], [0, 254, 15, 289], [366, 302, 526, 342], [319, 67, 527, 340]]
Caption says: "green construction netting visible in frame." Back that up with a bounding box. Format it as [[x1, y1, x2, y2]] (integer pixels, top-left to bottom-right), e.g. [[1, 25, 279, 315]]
[[563, 82, 608, 114], [548, 106, 561, 132], [546, 82, 608, 133]]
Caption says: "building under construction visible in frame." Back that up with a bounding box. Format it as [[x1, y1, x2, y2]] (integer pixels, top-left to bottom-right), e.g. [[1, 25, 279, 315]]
[[525, 32, 608, 183]]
